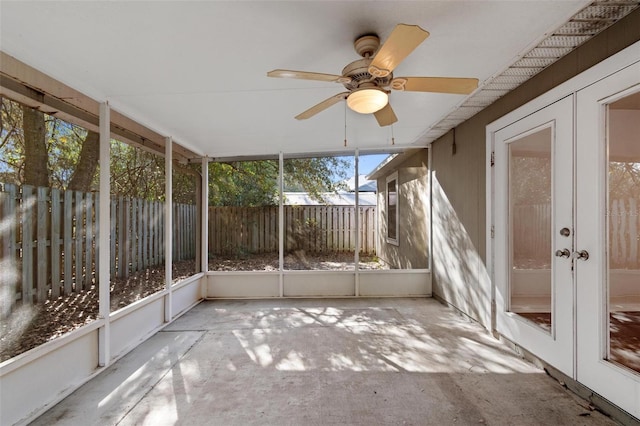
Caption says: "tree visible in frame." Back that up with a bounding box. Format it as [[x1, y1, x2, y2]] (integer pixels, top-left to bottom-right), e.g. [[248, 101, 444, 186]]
[[21, 106, 48, 187], [0, 98, 25, 184], [67, 131, 99, 192], [1, 97, 101, 192], [208, 160, 278, 206], [207, 156, 351, 207], [110, 140, 166, 200]]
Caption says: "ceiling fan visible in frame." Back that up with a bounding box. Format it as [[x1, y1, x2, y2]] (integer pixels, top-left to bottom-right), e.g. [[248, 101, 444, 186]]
[[267, 24, 479, 127]]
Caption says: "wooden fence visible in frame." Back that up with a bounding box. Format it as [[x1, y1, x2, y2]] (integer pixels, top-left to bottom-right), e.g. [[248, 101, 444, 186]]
[[0, 183, 196, 304], [209, 205, 377, 255], [610, 198, 639, 268], [513, 204, 551, 264], [513, 199, 640, 268]]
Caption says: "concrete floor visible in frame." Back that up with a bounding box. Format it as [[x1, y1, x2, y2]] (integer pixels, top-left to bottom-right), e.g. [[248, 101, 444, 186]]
[[33, 298, 618, 425]]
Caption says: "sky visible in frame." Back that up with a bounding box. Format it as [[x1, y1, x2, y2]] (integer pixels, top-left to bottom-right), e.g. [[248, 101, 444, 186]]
[[358, 154, 389, 175]]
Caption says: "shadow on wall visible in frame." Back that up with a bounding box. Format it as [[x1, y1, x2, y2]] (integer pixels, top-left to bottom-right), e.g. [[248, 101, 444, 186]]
[[432, 172, 491, 329]]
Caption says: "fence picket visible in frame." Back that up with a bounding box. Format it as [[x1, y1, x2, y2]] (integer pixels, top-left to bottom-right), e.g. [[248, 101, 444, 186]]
[[143, 200, 149, 269], [110, 197, 116, 278], [630, 198, 638, 265], [22, 185, 35, 304], [74, 191, 84, 292], [36, 187, 48, 302], [84, 193, 93, 289], [51, 188, 61, 298], [63, 190, 73, 294], [124, 197, 131, 278], [6, 185, 18, 277], [0, 185, 17, 300], [131, 198, 136, 270], [95, 196, 99, 283]]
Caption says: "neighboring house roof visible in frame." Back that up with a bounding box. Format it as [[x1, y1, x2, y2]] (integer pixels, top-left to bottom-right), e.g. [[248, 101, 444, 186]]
[[283, 192, 377, 206], [343, 175, 377, 192], [367, 149, 424, 180]]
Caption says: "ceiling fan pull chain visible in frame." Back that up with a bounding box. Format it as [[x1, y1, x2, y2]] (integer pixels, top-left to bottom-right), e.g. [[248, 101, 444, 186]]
[[344, 102, 348, 147], [391, 124, 395, 145]]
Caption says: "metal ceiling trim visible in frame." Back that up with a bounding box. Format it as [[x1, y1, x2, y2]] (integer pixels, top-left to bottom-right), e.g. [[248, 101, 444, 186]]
[[422, 0, 640, 146]]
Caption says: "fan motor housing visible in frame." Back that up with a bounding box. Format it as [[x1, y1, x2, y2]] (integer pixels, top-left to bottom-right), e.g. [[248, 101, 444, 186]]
[[341, 58, 392, 91]]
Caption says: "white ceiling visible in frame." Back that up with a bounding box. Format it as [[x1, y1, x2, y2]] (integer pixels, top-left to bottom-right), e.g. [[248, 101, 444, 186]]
[[0, 1, 590, 158]]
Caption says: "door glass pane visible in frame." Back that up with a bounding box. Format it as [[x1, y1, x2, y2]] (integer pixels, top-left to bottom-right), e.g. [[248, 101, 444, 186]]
[[509, 127, 552, 331], [607, 92, 640, 374]]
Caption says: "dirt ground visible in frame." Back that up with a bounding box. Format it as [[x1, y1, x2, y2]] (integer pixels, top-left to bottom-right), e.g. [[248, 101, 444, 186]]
[[209, 251, 387, 271], [0, 260, 198, 362], [1, 252, 386, 362]]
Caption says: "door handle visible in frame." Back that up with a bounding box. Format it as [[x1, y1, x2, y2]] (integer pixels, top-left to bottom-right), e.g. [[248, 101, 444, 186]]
[[555, 249, 571, 258], [574, 250, 589, 261]]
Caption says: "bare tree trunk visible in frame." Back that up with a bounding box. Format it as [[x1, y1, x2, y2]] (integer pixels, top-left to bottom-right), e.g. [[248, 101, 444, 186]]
[[68, 130, 99, 192], [22, 106, 49, 187]]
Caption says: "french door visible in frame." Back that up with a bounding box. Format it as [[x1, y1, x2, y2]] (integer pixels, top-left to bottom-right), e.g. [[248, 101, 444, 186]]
[[494, 61, 640, 419], [494, 95, 575, 377], [575, 62, 640, 419]]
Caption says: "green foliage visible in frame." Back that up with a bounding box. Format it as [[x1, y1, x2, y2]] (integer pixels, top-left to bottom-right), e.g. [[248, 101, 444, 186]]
[[0, 97, 23, 184], [209, 160, 278, 206], [207, 156, 352, 207], [110, 140, 166, 201], [284, 157, 351, 201]]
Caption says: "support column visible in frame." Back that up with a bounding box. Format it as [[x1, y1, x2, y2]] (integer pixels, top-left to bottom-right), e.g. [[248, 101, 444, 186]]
[[201, 156, 209, 299], [354, 149, 360, 296], [278, 152, 284, 297], [98, 102, 110, 367], [164, 137, 173, 322], [427, 146, 433, 289]]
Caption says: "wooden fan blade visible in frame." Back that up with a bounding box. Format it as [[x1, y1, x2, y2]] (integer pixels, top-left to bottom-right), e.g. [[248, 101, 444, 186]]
[[368, 24, 429, 77], [268, 69, 347, 83], [374, 103, 398, 127], [295, 92, 350, 120], [394, 77, 479, 94]]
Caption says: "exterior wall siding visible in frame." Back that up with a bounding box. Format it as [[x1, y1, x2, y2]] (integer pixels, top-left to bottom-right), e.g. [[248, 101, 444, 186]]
[[376, 149, 429, 269]]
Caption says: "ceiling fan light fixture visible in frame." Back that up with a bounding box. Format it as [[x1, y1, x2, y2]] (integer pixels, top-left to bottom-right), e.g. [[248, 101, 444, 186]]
[[346, 88, 389, 114]]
